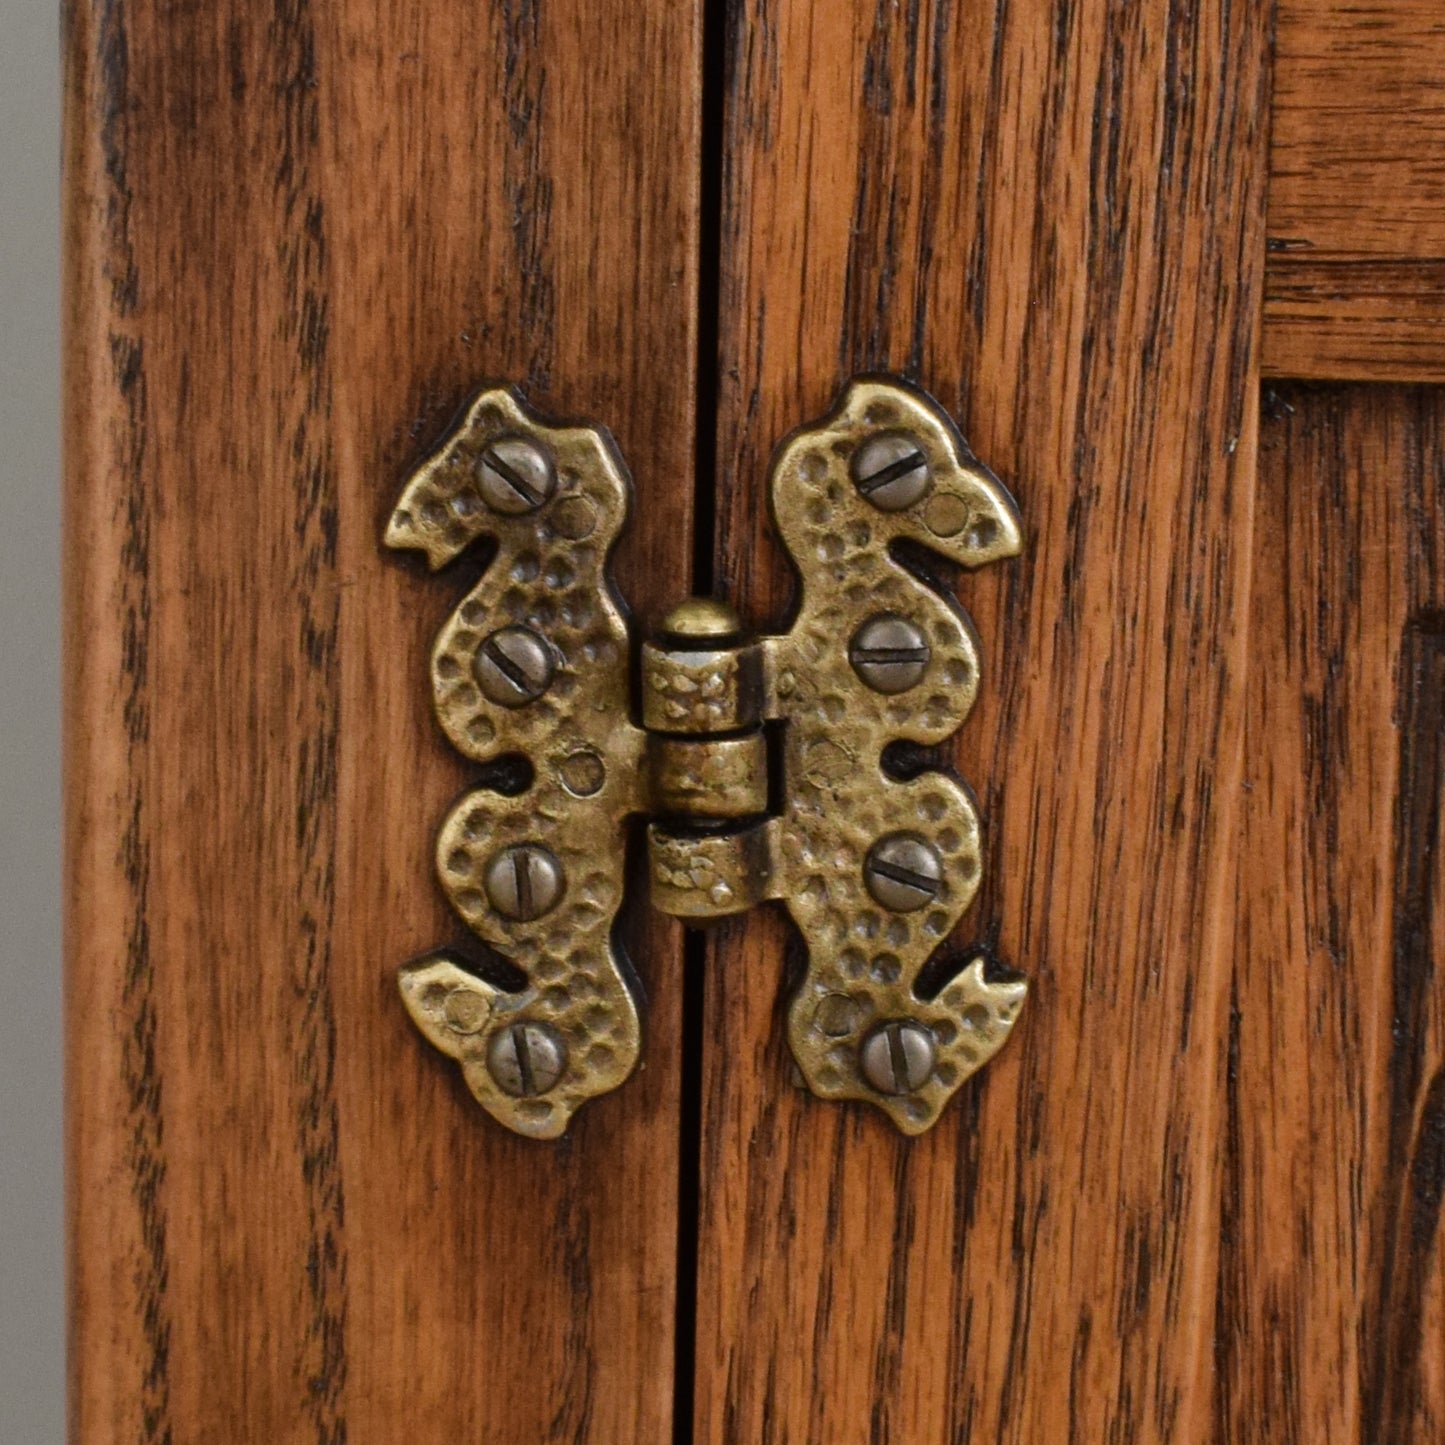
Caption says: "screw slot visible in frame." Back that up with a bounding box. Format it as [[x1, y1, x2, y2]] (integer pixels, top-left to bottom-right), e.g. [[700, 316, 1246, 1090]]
[[483, 843, 565, 920], [477, 436, 556, 515], [473, 626, 556, 707], [487, 1021, 567, 1097], [849, 613, 931, 693], [863, 833, 943, 912], [859, 1019, 937, 1094], [850, 431, 931, 512]]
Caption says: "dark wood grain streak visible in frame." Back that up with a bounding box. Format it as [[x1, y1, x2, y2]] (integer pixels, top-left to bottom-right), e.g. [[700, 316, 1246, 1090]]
[[1220, 385, 1445, 1442], [65, 0, 702, 1438], [1366, 616, 1445, 1439], [65, 0, 173, 1436], [697, 0, 1270, 1438], [267, 1, 349, 1435], [497, 0, 554, 393]]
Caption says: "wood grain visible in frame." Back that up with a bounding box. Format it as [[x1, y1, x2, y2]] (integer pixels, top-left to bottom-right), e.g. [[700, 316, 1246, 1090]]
[[1264, 2, 1445, 381], [1219, 384, 1445, 1441], [697, 0, 1271, 1439], [63, 0, 699, 1439]]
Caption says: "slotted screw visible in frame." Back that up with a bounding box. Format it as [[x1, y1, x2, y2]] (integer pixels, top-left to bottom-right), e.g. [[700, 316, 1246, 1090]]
[[849, 614, 931, 693], [859, 1019, 937, 1095], [477, 436, 556, 515], [487, 1021, 567, 1097], [483, 843, 565, 921], [863, 833, 943, 912], [473, 626, 555, 707], [851, 431, 931, 511]]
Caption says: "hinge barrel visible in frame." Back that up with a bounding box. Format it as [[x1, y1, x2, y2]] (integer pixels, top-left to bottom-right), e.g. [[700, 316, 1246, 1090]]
[[641, 601, 774, 918]]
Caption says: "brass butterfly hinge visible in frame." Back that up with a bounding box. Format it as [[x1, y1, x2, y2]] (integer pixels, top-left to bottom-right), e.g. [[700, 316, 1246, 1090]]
[[385, 377, 1026, 1138]]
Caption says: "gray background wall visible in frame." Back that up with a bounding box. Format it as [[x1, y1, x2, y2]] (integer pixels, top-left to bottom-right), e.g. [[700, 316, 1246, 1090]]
[[1, 0, 64, 1437]]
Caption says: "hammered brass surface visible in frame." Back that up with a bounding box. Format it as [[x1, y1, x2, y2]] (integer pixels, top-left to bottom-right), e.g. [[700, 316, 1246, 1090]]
[[640, 636, 765, 734], [760, 378, 1027, 1133], [386, 387, 644, 1137], [647, 821, 775, 917], [386, 377, 1025, 1137], [648, 734, 769, 819]]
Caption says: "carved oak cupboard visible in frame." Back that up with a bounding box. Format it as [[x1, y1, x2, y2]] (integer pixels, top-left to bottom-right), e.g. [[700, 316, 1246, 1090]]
[[65, 0, 1444, 1439]]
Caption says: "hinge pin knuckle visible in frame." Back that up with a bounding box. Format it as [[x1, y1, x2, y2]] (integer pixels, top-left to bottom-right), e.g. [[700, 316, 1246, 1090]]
[[647, 733, 768, 819], [642, 599, 772, 919]]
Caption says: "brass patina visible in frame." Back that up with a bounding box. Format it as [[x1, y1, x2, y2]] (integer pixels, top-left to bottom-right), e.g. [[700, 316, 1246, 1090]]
[[386, 377, 1026, 1137]]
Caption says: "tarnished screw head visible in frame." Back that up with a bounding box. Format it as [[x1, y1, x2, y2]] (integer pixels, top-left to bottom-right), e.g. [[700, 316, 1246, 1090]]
[[860, 1019, 937, 1095], [477, 436, 556, 515], [864, 833, 943, 912], [473, 626, 556, 707], [849, 613, 931, 694], [483, 843, 565, 920], [851, 431, 931, 511], [487, 1021, 567, 1097]]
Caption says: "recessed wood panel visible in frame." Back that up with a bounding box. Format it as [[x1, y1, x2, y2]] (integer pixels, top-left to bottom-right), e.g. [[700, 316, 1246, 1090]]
[[1265, 2, 1445, 381], [63, 1, 699, 1439], [1220, 384, 1445, 1441], [698, 0, 1271, 1438]]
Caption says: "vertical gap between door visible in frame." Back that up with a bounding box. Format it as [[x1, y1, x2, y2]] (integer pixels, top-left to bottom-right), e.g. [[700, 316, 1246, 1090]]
[[690, 2, 725, 602], [673, 0, 728, 1439], [671, 933, 707, 1445]]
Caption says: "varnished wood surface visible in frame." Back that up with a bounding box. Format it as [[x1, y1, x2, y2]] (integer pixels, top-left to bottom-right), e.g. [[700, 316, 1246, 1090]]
[[699, 0, 1274, 1439], [63, 1, 699, 1439], [1265, 2, 1445, 381], [65, 0, 1445, 1439], [1221, 384, 1445, 1441]]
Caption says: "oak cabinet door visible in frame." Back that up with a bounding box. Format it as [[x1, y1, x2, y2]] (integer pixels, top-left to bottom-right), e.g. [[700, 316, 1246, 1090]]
[[67, 1, 1443, 1441], [65, 2, 700, 1439]]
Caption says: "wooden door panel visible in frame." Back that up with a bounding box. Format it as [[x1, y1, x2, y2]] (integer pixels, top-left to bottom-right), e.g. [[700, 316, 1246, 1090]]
[[63, 1, 699, 1439], [65, 0, 1445, 1440], [1265, 3, 1445, 382], [700, 0, 1269, 1439], [1222, 384, 1445, 1441]]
